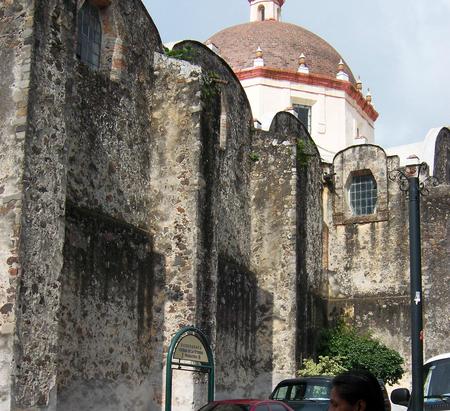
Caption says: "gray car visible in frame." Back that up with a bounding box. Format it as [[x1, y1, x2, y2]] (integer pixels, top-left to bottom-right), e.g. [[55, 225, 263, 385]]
[[270, 376, 391, 411]]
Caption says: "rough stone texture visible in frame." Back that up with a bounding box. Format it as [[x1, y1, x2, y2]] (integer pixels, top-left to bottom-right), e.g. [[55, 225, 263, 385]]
[[421, 184, 450, 360], [57, 205, 159, 411], [326, 148, 411, 381], [1, 1, 449, 409], [326, 142, 450, 386], [250, 112, 324, 392], [6, 0, 162, 409], [149, 51, 206, 410], [433, 127, 450, 184], [0, 1, 34, 408]]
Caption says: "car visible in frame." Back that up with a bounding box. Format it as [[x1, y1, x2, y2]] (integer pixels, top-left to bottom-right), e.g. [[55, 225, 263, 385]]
[[270, 376, 333, 411], [270, 376, 391, 411], [391, 353, 450, 411], [198, 399, 295, 411]]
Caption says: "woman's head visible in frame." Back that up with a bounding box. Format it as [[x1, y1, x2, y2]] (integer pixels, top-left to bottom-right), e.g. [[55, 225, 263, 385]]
[[329, 369, 385, 411]]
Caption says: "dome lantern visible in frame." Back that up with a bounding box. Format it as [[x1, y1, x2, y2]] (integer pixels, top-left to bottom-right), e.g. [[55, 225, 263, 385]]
[[249, 0, 285, 22]]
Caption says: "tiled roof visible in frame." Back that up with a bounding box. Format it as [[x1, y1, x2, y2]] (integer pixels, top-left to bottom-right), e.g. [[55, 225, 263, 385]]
[[206, 20, 356, 83]]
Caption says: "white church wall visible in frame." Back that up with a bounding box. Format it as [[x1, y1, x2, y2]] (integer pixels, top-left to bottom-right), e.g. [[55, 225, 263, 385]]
[[241, 77, 374, 158]]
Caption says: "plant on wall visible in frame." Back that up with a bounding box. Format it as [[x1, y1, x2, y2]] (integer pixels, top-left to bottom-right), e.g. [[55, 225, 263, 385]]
[[316, 322, 404, 384]]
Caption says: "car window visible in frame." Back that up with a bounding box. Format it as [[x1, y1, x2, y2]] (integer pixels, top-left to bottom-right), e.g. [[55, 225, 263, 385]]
[[272, 386, 288, 400], [254, 406, 270, 411], [304, 382, 331, 400], [290, 383, 307, 400]]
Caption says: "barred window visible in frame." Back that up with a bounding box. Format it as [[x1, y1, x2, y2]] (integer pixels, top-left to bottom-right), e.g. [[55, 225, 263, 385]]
[[349, 174, 377, 215], [76, 1, 102, 69]]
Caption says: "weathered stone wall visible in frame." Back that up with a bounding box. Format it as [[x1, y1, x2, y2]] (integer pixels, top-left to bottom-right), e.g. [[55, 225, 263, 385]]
[[295, 123, 326, 362], [326, 146, 411, 382], [171, 41, 259, 402], [250, 115, 297, 394], [326, 143, 450, 386], [0, 1, 34, 408], [421, 184, 450, 360], [149, 51, 206, 410], [433, 127, 450, 184], [6, 0, 163, 409], [250, 112, 324, 392]]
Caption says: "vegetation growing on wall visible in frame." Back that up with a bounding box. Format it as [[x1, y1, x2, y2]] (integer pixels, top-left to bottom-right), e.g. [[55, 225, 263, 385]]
[[163, 45, 195, 61], [315, 322, 404, 384], [296, 138, 314, 167]]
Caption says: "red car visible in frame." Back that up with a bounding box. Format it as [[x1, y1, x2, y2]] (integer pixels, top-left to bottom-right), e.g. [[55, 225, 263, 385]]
[[198, 399, 295, 411]]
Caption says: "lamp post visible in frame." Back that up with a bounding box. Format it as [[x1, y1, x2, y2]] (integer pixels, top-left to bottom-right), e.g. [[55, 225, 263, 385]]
[[389, 161, 438, 411]]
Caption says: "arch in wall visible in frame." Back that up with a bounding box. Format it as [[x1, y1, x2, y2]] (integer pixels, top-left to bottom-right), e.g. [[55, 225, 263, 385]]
[[76, 0, 126, 80], [258, 5, 265, 21]]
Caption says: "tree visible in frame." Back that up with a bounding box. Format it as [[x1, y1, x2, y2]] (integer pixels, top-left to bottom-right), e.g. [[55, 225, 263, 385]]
[[317, 322, 404, 385]]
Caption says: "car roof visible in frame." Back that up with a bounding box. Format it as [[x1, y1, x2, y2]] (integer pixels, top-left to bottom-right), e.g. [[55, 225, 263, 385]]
[[212, 399, 285, 404], [425, 353, 450, 364], [275, 376, 334, 385]]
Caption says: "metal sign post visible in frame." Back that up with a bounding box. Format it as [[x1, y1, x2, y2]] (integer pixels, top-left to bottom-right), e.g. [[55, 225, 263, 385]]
[[165, 326, 214, 411]]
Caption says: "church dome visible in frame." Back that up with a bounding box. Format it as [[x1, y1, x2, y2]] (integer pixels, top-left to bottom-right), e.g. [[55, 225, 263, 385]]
[[206, 20, 356, 83]]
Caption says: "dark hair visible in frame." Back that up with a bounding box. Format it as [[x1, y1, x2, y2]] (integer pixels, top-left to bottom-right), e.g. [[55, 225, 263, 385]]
[[331, 369, 385, 411]]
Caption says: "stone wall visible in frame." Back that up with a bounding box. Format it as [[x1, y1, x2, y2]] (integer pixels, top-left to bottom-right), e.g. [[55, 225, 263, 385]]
[[169, 41, 258, 403], [250, 112, 324, 392], [5, 0, 163, 409], [433, 127, 450, 184], [326, 143, 450, 386], [326, 146, 411, 381], [0, 0, 34, 408], [421, 184, 450, 360]]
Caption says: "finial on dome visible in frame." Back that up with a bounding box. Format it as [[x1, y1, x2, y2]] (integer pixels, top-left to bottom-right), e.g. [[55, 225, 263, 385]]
[[366, 88, 373, 104], [249, 0, 285, 22], [336, 59, 349, 81], [298, 53, 309, 74], [254, 47, 265, 67], [356, 76, 363, 92]]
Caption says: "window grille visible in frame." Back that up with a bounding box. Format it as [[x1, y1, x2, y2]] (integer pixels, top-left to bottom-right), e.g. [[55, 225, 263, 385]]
[[76, 1, 102, 69], [349, 174, 377, 215], [293, 104, 311, 133]]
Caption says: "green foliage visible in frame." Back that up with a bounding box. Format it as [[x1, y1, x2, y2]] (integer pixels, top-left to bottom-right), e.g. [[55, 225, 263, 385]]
[[201, 71, 220, 102], [296, 138, 313, 167], [298, 356, 348, 377], [163, 46, 195, 61], [248, 152, 260, 162], [318, 322, 404, 385]]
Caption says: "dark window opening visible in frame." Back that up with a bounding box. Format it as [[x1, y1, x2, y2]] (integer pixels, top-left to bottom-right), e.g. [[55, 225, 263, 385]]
[[293, 104, 312, 133], [76, 1, 102, 69], [258, 5, 265, 21]]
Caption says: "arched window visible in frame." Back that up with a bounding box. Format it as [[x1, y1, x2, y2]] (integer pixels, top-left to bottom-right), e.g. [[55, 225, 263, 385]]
[[76, 1, 102, 69], [258, 5, 265, 21], [349, 173, 377, 215]]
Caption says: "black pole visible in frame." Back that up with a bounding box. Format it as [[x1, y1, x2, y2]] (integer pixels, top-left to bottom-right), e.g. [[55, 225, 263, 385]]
[[408, 176, 424, 411]]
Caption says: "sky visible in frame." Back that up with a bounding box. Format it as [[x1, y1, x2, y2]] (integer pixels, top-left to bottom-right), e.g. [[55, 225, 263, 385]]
[[142, 0, 450, 148]]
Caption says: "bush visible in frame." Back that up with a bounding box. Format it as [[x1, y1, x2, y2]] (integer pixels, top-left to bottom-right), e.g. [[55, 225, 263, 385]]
[[318, 323, 404, 385], [298, 356, 348, 377]]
